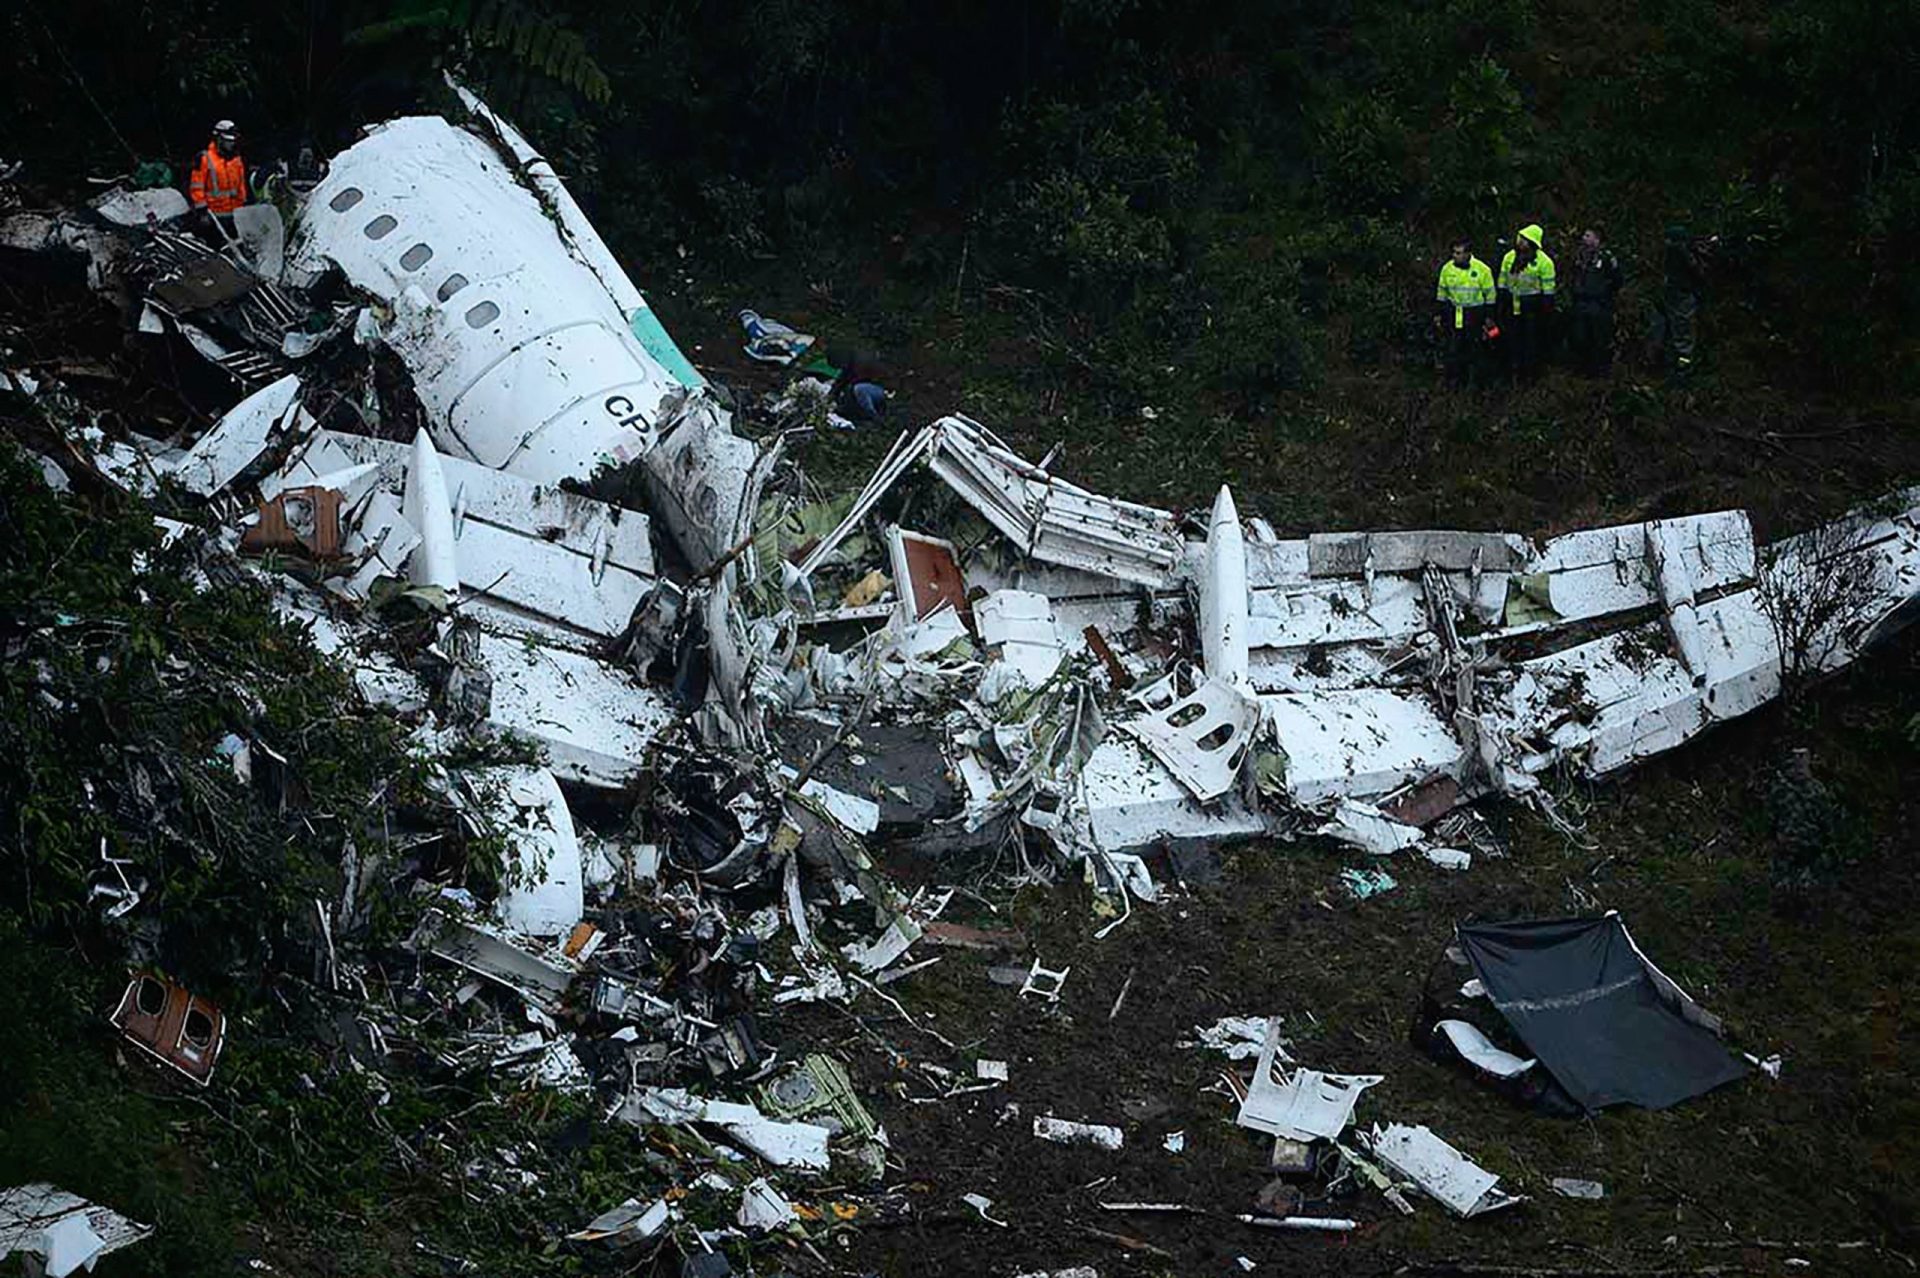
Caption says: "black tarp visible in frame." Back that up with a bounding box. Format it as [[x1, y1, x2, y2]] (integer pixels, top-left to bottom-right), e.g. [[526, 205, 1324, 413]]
[[1458, 914, 1748, 1112]]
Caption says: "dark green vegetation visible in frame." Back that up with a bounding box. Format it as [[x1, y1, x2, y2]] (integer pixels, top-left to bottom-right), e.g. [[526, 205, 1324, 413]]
[[3, 0, 1919, 1274]]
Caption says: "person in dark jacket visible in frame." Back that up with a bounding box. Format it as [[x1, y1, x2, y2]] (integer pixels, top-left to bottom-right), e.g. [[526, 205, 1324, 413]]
[[826, 347, 891, 423], [1661, 225, 1713, 377], [1567, 228, 1623, 375]]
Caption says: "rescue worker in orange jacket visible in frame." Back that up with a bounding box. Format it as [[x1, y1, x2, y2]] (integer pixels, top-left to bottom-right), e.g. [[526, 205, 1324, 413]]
[[188, 120, 248, 229]]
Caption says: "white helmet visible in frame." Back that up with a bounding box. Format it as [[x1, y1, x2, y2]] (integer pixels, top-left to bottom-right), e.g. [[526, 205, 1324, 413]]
[[212, 119, 238, 140]]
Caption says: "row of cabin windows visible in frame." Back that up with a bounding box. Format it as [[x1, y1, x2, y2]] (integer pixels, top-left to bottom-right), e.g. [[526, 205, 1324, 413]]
[[327, 185, 497, 330]]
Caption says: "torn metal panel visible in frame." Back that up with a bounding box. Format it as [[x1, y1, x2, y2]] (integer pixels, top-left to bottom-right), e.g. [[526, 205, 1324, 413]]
[[108, 972, 226, 1086], [1070, 735, 1272, 854], [173, 372, 305, 496], [1506, 511, 1755, 628], [287, 114, 673, 483], [975, 589, 1067, 688], [1200, 486, 1251, 688], [1237, 1019, 1380, 1140], [1309, 529, 1530, 578], [0, 1185, 153, 1278], [295, 430, 655, 637], [415, 908, 575, 1011], [737, 1179, 797, 1232], [698, 1100, 833, 1169], [1502, 588, 1780, 776], [925, 416, 1182, 587], [568, 1197, 673, 1244], [239, 485, 345, 559], [1261, 689, 1463, 804], [638, 393, 762, 573], [1118, 678, 1260, 803], [1367, 1124, 1523, 1217], [888, 527, 970, 625], [92, 187, 191, 227], [477, 630, 679, 788], [471, 766, 584, 938], [1316, 799, 1424, 854]]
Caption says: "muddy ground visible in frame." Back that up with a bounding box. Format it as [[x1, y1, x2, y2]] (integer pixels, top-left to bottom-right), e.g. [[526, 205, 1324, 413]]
[[753, 639, 1920, 1278]]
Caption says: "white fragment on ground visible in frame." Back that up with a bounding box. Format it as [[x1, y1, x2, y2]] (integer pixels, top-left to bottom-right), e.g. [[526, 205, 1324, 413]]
[[962, 1192, 1009, 1227], [736, 1178, 797, 1231], [1033, 1116, 1123, 1151], [1551, 1177, 1605, 1200], [1183, 1015, 1282, 1062], [1367, 1123, 1525, 1217]]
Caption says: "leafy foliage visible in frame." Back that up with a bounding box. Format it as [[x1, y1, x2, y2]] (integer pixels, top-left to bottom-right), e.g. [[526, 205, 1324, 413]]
[[0, 441, 453, 984], [347, 0, 610, 103]]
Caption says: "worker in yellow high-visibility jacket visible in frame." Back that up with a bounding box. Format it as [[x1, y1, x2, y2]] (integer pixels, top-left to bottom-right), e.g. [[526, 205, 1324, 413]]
[[1498, 223, 1556, 381], [1434, 238, 1495, 387]]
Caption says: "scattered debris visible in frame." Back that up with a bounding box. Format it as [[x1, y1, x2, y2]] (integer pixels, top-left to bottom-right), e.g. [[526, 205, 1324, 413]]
[[1551, 1177, 1606, 1200], [1033, 1116, 1124, 1151], [9, 76, 1919, 1278], [568, 1197, 674, 1244], [108, 971, 227, 1086], [1235, 1214, 1358, 1232], [737, 1179, 798, 1232], [1019, 958, 1072, 1003], [962, 1192, 1009, 1228], [1341, 867, 1398, 899], [1184, 1016, 1276, 1062], [0, 1185, 152, 1278], [1366, 1123, 1525, 1217]]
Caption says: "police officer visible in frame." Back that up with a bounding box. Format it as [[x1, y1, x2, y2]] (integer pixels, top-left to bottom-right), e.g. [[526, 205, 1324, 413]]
[[1434, 238, 1495, 387]]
